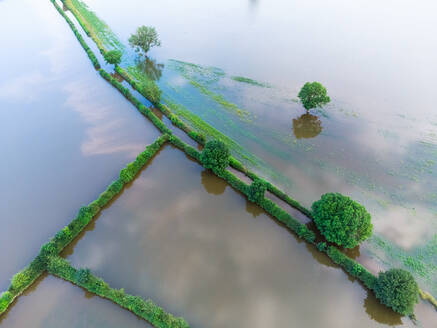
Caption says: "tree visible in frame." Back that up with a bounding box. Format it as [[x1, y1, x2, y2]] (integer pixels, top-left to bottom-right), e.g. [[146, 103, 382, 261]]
[[103, 50, 122, 65], [200, 140, 230, 173], [128, 26, 161, 56], [248, 179, 267, 203], [298, 82, 330, 111], [311, 193, 372, 248], [374, 269, 419, 316]]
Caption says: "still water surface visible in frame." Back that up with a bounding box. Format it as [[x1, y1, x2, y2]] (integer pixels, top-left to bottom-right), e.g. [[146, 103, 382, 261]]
[[65, 146, 435, 327], [0, 275, 150, 327], [0, 0, 160, 290]]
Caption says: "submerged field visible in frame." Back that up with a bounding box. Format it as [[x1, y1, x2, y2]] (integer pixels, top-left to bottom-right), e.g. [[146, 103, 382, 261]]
[[1, 0, 436, 327]]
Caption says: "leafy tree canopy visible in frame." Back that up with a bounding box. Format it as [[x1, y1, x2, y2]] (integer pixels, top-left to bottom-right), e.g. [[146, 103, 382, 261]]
[[103, 50, 122, 65], [312, 193, 372, 248], [374, 269, 419, 316], [298, 82, 330, 111], [129, 26, 161, 56], [248, 179, 267, 203], [200, 140, 230, 173]]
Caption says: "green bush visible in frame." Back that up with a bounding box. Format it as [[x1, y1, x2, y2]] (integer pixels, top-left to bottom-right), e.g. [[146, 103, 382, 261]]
[[248, 179, 266, 203], [325, 246, 377, 290], [103, 50, 122, 65], [374, 269, 419, 316], [200, 140, 230, 173], [0, 291, 12, 312], [312, 193, 372, 248]]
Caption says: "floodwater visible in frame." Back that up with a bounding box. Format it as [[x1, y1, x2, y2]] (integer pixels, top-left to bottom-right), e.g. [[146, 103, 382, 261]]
[[65, 146, 435, 327], [0, 275, 150, 327], [0, 0, 160, 291], [80, 0, 437, 297]]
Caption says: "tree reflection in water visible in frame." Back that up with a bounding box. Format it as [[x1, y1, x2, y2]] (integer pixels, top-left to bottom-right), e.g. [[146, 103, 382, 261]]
[[292, 113, 322, 139], [135, 57, 165, 81]]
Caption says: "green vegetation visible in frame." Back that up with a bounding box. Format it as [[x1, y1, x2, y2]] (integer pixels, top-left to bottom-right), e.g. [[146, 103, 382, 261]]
[[103, 49, 122, 65], [124, 66, 162, 105], [98, 69, 169, 133], [51, 0, 100, 69], [298, 82, 331, 111], [47, 256, 189, 328], [374, 269, 419, 316], [168, 60, 250, 120], [43, 0, 437, 318], [64, 0, 123, 52], [231, 76, 270, 88], [129, 26, 161, 56], [200, 140, 230, 173], [247, 179, 267, 203], [312, 193, 373, 248], [0, 134, 168, 316]]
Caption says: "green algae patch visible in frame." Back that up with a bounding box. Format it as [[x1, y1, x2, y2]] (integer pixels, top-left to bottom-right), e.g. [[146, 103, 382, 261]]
[[231, 76, 271, 88]]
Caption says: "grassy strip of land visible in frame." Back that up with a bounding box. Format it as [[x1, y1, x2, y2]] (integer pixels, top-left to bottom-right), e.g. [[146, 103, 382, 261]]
[[47, 256, 189, 328], [51, 0, 100, 69], [62, 0, 122, 53], [50, 0, 437, 311], [0, 135, 169, 315]]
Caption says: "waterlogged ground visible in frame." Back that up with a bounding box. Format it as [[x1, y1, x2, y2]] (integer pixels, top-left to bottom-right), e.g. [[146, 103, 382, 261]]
[[64, 146, 435, 327], [78, 0, 437, 299], [0, 275, 150, 327], [1, 0, 437, 326], [0, 0, 160, 290]]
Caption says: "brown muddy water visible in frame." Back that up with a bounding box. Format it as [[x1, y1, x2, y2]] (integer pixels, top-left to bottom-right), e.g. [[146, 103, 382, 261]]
[[0, 0, 160, 291], [64, 146, 435, 327], [0, 275, 150, 327]]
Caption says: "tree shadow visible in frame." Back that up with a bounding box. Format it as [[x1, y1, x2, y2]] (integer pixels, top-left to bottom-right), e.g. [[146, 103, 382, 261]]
[[201, 169, 227, 195], [292, 113, 323, 139], [364, 290, 403, 326]]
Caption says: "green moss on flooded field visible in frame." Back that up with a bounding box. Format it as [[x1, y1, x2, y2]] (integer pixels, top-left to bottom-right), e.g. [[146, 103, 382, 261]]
[[168, 60, 251, 120], [231, 76, 270, 88]]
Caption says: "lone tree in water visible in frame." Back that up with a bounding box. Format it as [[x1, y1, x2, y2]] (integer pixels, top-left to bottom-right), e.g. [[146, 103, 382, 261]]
[[129, 26, 161, 56], [298, 82, 330, 111], [103, 50, 122, 66], [312, 193, 373, 248], [374, 268, 419, 316]]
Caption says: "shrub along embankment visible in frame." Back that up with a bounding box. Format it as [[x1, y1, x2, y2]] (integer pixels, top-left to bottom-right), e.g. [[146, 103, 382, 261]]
[[0, 135, 168, 315], [168, 135, 382, 298], [50, 0, 437, 312], [47, 256, 189, 328], [51, 0, 100, 69]]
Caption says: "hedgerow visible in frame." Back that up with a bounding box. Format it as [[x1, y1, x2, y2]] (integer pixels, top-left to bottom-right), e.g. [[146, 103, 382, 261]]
[[0, 135, 167, 315], [51, 0, 100, 69], [98, 69, 171, 134], [47, 256, 189, 328], [247, 179, 267, 203], [326, 246, 377, 290]]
